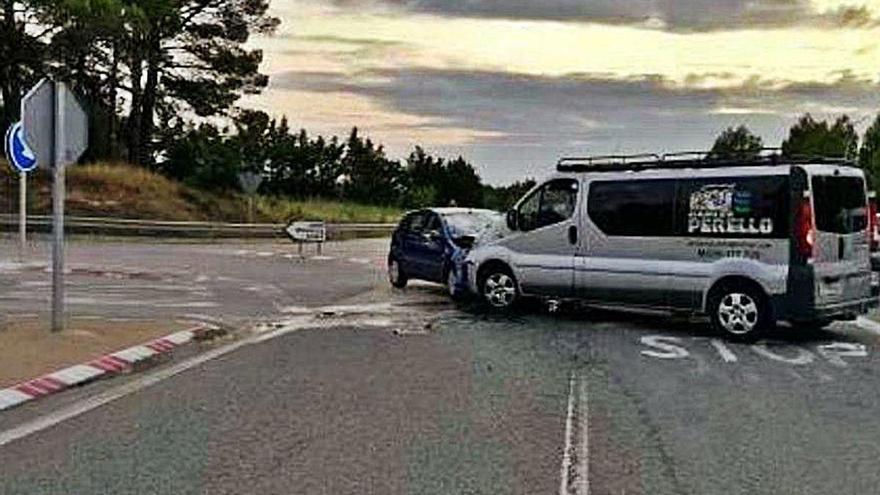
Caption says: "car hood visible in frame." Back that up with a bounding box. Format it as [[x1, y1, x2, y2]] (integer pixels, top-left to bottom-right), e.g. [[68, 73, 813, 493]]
[[451, 218, 511, 249]]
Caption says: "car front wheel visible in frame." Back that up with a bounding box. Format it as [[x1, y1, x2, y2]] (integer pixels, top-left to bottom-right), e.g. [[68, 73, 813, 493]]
[[389, 258, 408, 288]]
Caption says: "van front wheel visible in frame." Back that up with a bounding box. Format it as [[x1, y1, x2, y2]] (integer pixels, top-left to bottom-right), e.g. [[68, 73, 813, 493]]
[[709, 285, 770, 341], [480, 267, 518, 311]]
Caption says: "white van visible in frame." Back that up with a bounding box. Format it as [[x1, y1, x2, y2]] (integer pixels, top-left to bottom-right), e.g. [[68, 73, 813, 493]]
[[463, 152, 879, 340]]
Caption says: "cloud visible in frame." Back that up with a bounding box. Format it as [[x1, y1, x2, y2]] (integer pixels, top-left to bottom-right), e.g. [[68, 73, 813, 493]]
[[266, 67, 880, 182], [323, 0, 880, 31]]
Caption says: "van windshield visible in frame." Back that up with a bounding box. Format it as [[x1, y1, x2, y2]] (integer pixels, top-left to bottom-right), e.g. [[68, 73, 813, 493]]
[[811, 175, 867, 234]]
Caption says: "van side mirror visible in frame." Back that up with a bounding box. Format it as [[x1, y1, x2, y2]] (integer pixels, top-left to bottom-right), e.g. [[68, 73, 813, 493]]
[[506, 209, 518, 231]]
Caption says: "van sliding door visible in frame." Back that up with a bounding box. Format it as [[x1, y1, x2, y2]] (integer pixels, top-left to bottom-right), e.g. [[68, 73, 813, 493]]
[[577, 179, 676, 308]]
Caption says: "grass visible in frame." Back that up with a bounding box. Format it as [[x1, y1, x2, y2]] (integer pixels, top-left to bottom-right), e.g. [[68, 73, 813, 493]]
[[0, 161, 401, 224]]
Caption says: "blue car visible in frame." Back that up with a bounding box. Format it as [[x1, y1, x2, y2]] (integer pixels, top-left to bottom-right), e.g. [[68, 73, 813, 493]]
[[388, 208, 504, 298]]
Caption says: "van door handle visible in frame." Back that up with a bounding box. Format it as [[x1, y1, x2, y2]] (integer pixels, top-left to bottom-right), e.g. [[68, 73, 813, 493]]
[[568, 226, 578, 245]]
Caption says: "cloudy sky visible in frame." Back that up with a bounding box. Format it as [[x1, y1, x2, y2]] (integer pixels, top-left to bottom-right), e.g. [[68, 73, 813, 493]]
[[244, 0, 880, 184]]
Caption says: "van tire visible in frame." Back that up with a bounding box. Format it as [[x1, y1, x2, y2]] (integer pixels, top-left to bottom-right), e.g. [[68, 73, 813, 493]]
[[388, 257, 408, 289], [478, 264, 519, 311], [708, 282, 771, 342]]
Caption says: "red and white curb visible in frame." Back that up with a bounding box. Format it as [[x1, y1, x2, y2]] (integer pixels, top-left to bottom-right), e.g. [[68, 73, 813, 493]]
[[0, 325, 215, 412]]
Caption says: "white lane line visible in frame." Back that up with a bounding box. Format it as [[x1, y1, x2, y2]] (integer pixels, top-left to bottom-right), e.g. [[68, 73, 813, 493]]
[[559, 372, 576, 495], [856, 316, 880, 335], [575, 377, 589, 495], [0, 304, 396, 445]]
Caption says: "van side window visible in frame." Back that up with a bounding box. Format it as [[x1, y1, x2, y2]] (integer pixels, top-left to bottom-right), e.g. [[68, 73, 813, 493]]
[[588, 180, 675, 236], [675, 176, 790, 238], [518, 179, 578, 232]]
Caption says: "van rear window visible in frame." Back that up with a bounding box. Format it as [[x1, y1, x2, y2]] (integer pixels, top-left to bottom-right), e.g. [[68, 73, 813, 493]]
[[811, 175, 867, 234]]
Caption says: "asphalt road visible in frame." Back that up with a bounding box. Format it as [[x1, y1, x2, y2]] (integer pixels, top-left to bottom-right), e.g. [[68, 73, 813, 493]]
[[2, 237, 880, 494], [0, 237, 388, 326]]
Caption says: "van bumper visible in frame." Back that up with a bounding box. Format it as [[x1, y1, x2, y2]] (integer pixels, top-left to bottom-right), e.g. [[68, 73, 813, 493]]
[[774, 290, 879, 323]]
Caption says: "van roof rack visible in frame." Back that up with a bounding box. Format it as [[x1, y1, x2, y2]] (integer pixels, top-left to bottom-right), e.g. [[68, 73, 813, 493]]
[[556, 148, 853, 173]]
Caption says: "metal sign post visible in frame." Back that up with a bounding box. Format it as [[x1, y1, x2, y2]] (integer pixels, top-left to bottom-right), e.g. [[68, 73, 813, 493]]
[[19, 172, 25, 260], [4, 122, 38, 261], [22, 79, 88, 333]]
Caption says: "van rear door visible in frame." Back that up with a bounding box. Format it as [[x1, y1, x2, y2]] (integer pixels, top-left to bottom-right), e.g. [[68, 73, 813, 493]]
[[808, 169, 871, 306]]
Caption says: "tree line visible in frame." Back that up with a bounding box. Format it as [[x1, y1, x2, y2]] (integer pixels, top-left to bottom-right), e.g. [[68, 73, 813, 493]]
[[711, 114, 880, 189], [161, 109, 534, 210]]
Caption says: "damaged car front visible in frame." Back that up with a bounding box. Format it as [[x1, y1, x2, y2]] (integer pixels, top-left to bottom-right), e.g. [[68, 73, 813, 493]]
[[446, 210, 510, 299]]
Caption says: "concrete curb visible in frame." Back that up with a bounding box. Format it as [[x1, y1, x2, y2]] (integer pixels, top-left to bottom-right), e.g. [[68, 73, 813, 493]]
[[0, 324, 218, 412]]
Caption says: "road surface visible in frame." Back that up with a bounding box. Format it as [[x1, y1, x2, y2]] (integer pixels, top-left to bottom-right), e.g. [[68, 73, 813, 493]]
[[1, 237, 880, 494]]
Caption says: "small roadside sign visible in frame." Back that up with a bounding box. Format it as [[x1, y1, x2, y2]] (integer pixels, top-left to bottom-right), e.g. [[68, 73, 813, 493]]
[[4, 121, 36, 262], [285, 221, 327, 256], [237, 172, 263, 223], [4, 122, 38, 173], [237, 171, 263, 195], [286, 221, 327, 243]]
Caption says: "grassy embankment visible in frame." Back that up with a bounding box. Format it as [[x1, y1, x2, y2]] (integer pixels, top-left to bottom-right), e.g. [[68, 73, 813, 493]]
[[0, 161, 401, 224]]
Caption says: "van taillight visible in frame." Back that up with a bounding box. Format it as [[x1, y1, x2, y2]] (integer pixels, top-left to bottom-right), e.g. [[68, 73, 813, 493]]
[[869, 193, 879, 251], [795, 197, 815, 259]]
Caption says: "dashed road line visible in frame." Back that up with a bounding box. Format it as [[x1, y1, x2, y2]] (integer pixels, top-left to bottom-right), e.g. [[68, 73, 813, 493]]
[[559, 373, 576, 495], [560, 372, 589, 495], [576, 377, 589, 495]]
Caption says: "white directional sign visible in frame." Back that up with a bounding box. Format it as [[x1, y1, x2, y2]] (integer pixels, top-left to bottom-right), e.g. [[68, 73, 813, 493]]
[[286, 221, 327, 243], [22, 79, 88, 168]]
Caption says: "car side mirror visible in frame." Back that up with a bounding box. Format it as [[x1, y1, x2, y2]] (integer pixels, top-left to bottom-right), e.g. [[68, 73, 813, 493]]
[[425, 229, 443, 242], [506, 209, 518, 231]]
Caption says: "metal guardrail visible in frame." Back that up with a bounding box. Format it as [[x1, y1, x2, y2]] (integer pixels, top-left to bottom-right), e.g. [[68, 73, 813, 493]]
[[0, 214, 395, 239]]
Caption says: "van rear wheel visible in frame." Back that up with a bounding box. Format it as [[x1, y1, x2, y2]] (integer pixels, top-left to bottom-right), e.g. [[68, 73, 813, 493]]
[[709, 284, 770, 341]]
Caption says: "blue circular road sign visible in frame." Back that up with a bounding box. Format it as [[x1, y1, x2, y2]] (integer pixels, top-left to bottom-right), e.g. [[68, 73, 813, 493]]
[[4, 122, 38, 173]]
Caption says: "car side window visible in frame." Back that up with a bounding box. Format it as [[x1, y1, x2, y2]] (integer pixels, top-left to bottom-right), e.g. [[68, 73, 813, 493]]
[[404, 212, 426, 233], [424, 213, 442, 234], [519, 179, 578, 232]]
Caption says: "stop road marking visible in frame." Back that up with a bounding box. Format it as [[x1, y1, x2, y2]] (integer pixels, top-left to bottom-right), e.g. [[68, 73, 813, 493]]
[[640, 335, 868, 368]]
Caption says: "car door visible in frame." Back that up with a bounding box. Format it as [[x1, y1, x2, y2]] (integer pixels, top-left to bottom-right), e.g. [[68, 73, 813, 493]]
[[400, 211, 427, 278], [414, 212, 447, 282], [505, 179, 580, 297]]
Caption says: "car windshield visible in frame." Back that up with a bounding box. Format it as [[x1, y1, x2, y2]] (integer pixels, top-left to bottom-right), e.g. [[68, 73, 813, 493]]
[[443, 211, 503, 238]]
